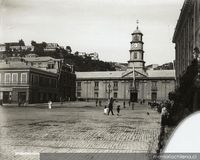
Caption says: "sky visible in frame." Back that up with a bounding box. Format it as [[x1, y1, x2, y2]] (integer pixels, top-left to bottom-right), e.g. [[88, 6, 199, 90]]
[[0, 0, 184, 65]]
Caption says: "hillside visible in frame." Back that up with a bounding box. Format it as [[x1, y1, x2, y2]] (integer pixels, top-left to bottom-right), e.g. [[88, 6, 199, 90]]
[[2, 46, 116, 71]]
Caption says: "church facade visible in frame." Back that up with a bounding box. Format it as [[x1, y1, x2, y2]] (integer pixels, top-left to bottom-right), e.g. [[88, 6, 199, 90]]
[[76, 26, 175, 102]]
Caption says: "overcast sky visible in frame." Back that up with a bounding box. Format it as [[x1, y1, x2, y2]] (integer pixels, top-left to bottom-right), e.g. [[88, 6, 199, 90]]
[[0, 0, 184, 65]]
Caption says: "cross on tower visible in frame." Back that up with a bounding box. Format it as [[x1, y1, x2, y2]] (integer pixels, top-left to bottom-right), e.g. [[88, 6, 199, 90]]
[[136, 20, 139, 29]]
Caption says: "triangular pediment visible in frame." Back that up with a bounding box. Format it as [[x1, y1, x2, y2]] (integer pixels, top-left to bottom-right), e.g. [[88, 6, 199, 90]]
[[121, 70, 147, 78]]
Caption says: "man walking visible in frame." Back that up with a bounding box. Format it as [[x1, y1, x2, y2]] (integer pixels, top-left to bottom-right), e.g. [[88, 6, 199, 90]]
[[108, 97, 114, 115]]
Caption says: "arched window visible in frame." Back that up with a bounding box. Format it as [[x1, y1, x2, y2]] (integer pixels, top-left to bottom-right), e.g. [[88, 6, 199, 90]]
[[133, 35, 139, 41], [134, 52, 137, 59]]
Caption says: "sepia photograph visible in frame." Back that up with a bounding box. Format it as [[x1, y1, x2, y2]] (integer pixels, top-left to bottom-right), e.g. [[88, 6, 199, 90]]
[[0, 0, 200, 159]]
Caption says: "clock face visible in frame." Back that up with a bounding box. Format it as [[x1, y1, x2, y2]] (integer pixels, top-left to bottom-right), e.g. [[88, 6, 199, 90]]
[[134, 43, 138, 47]]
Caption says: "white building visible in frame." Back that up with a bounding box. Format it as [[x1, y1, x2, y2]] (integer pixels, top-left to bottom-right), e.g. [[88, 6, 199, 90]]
[[76, 25, 176, 102]]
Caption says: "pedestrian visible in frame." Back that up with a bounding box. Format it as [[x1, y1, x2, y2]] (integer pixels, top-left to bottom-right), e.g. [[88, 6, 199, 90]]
[[117, 105, 120, 116], [161, 106, 169, 126], [95, 99, 98, 107], [132, 101, 134, 110], [123, 101, 126, 108], [18, 98, 21, 107], [48, 100, 52, 109], [129, 100, 131, 106], [108, 97, 114, 115], [99, 100, 102, 106], [60, 97, 63, 105], [104, 105, 108, 115], [9, 95, 12, 104]]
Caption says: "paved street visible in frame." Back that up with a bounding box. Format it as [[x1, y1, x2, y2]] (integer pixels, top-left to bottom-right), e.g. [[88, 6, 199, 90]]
[[0, 102, 161, 160]]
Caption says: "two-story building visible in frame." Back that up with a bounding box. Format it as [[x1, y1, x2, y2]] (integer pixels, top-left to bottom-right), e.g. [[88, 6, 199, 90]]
[[22, 56, 63, 73], [0, 55, 76, 104], [76, 25, 175, 102], [0, 61, 58, 104], [22, 56, 76, 101]]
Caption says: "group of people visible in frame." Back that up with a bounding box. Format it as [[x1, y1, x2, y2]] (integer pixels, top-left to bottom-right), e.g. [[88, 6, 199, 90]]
[[104, 97, 121, 116], [150, 100, 173, 126]]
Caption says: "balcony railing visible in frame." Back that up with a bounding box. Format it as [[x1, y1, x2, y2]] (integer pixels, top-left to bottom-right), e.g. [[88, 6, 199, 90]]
[[0, 82, 28, 86], [77, 86, 81, 90], [151, 86, 157, 91], [113, 86, 118, 91], [94, 86, 99, 90]]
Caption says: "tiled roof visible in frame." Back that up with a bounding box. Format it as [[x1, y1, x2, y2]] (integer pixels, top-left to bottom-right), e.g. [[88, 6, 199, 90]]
[[0, 61, 58, 76], [45, 43, 59, 49], [76, 71, 124, 79], [5, 42, 22, 46], [147, 70, 175, 78], [76, 69, 175, 79], [23, 56, 61, 62], [0, 62, 31, 69]]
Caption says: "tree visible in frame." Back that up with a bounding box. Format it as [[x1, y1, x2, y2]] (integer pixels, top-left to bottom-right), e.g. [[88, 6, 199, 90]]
[[42, 42, 47, 48], [31, 41, 36, 46], [19, 39, 25, 46], [31, 41, 47, 56], [66, 46, 72, 54]]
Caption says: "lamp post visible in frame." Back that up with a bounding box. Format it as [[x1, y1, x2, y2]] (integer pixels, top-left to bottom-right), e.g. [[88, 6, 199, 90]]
[[130, 81, 137, 110], [130, 64, 137, 110], [123, 80, 126, 108], [106, 81, 112, 99]]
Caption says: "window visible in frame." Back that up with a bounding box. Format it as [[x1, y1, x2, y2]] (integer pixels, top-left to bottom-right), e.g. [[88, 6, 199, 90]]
[[94, 92, 98, 98], [77, 92, 81, 97], [152, 81, 157, 87], [94, 81, 99, 90], [133, 35, 139, 41], [21, 73, 27, 83], [5, 73, 11, 83], [50, 79, 56, 88], [31, 74, 38, 85], [151, 81, 157, 90], [12, 73, 18, 83], [47, 64, 54, 69], [134, 52, 137, 59], [151, 92, 157, 101], [130, 81, 139, 89], [95, 81, 99, 87], [136, 81, 139, 89], [113, 81, 118, 90], [114, 81, 118, 87], [114, 92, 118, 98], [77, 82, 81, 90], [77, 82, 81, 87]]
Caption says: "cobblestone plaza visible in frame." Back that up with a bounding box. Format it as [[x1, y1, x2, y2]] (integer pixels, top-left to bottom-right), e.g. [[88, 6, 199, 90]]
[[0, 102, 161, 160]]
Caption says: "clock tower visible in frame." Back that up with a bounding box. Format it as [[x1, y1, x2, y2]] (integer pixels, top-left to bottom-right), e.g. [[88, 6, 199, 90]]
[[128, 21, 145, 72]]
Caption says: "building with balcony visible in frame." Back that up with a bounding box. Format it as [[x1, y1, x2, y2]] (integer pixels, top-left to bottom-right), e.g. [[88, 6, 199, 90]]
[[22, 56, 63, 73], [76, 25, 175, 102], [88, 52, 99, 60], [0, 56, 76, 104], [44, 43, 59, 52], [22, 56, 76, 101], [74, 52, 99, 60], [172, 0, 200, 113], [0, 62, 58, 104], [0, 44, 6, 53], [173, 0, 200, 86]]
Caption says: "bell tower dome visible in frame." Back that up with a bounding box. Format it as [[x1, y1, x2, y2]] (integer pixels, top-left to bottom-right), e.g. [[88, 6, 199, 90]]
[[128, 20, 145, 72]]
